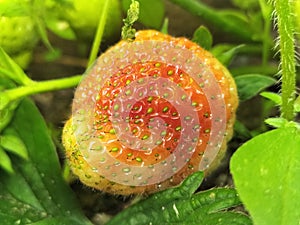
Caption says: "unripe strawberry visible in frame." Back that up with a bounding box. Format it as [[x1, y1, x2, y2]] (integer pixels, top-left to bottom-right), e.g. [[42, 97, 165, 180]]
[[0, 5, 39, 68], [60, 0, 122, 42], [63, 30, 238, 195]]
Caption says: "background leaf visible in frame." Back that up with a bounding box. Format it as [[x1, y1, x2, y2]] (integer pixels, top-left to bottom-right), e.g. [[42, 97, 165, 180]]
[[230, 127, 300, 225], [0, 98, 92, 225], [0, 0, 30, 17], [260, 91, 282, 105], [0, 128, 28, 160], [0, 47, 33, 85], [0, 146, 14, 173], [234, 74, 276, 101], [214, 44, 245, 66]]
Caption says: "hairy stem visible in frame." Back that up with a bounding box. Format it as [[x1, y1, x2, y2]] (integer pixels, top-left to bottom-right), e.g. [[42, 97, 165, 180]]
[[273, 0, 296, 121]]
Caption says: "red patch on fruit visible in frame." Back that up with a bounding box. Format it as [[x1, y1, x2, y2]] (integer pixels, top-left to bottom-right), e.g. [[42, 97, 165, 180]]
[[94, 61, 211, 167]]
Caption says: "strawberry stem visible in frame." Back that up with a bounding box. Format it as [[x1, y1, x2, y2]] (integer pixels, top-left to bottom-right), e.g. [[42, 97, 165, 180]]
[[2, 75, 82, 104], [87, 0, 110, 67]]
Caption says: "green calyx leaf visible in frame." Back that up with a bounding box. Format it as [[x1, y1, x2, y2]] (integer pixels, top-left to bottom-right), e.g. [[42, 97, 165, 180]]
[[212, 44, 245, 66], [160, 17, 169, 34], [192, 25, 213, 50], [231, 127, 300, 225], [122, 0, 165, 30], [121, 0, 139, 40], [107, 171, 251, 225]]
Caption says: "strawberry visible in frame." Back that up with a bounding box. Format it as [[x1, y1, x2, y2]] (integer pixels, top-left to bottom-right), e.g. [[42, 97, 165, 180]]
[[0, 2, 39, 69], [62, 30, 238, 195]]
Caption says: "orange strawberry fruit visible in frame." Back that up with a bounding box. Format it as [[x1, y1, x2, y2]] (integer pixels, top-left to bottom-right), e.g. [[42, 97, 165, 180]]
[[62, 30, 238, 195]]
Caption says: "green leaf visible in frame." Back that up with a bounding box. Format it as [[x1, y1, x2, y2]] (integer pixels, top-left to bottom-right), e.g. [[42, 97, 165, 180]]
[[0, 0, 30, 17], [234, 74, 276, 101], [34, 15, 54, 51], [0, 98, 92, 225], [231, 0, 259, 10], [0, 77, 20, 132], [192, 26, 213, 50], [0, 128, 28, 160], [0, 47, 33, 85], [264, 118, 300, 129], [230, 127, 300, 225], [264, 117, 288, 128], [260, 91, 282, 105], [218, 9, 249, 27], [169, 0, 254, 42], [211, 44, 235, 57], [212, 44, 245, 66], [0, 146, 14, 173], [0, 98, 20, 132], [107, 171, 251, 225], [122, 0, 165, 29], [45, 18, 76, 40], [294, 95, 300, 113], [234, 120, 252, 140]]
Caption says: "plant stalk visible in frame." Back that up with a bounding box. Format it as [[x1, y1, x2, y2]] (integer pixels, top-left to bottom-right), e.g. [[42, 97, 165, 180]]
[[4, 75, 82, 102], [169, 0, 254, 42], [87, 0, 110, 67], [273, 0, 296, 121]]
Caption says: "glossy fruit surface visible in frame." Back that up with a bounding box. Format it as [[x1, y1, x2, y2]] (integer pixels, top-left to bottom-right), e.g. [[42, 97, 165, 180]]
[[63, 30, 238, 195]]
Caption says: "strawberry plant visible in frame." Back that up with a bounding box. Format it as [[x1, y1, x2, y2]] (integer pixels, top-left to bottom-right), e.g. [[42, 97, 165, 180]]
[[0, 0, 299, 225]]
